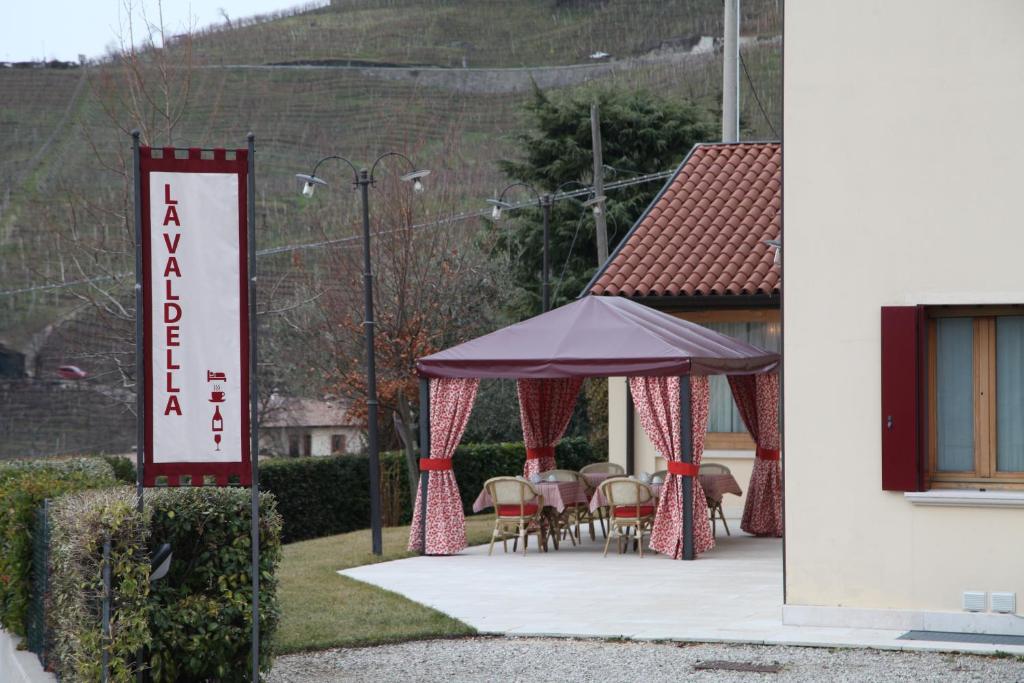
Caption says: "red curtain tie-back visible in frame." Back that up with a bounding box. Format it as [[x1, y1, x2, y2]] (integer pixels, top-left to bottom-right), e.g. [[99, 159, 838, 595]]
[[755, 447, 781, 461], [525, 446, 555, 460], [419, 459, 453, 471], [667, 461, 699, 477]]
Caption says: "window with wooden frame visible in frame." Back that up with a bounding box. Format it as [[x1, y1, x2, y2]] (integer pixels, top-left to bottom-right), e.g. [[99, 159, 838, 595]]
[[927, 308, 1024, 489], [675, 309, 780, 450]]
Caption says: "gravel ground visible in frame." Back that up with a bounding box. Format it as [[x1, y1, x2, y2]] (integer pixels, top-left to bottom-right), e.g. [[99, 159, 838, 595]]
[[267, 637, 1024, 682]]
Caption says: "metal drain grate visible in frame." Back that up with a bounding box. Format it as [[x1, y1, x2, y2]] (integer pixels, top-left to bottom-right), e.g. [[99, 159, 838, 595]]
[[898, 630, 1024, 646], [694, 660, 784, 673]]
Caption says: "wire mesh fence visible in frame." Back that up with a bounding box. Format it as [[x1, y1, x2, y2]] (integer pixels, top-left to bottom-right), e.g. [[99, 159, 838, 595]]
[[26, 499, 51, 669]]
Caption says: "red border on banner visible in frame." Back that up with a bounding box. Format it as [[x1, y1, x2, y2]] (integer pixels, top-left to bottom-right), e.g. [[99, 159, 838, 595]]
[[139, 146, 252, 487]]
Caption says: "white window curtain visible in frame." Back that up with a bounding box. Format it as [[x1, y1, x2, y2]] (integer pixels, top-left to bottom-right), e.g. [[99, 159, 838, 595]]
[[936, 317, 974, 471], [997, 316, 1024, 472], [704, 320, 781, 434]]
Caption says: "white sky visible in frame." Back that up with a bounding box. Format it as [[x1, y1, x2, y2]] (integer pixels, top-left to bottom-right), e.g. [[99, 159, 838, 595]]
[[0, 0, 321, 62]]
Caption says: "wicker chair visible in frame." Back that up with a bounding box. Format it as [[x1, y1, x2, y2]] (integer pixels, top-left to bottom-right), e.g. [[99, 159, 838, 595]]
[[699, 462, 731, 538], [580, 462, 625, 475], [580, 462, 625, 538], [539, 469, 589, 545], [484, 477, 550, 555], [599, 478, 656, 557]]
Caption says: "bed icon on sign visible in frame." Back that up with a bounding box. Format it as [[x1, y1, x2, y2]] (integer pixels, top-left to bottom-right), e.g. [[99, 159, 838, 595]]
[[207, 370, 227, 403]]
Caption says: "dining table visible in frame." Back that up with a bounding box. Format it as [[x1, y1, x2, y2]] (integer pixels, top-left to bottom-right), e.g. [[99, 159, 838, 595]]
[[472, 479, 589, 514], [587, 472, 743, 512]]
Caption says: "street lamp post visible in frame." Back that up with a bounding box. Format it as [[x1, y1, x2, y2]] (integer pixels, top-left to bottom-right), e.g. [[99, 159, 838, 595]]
[[296, 154, 429, 556], [488, 181, 603, 313]]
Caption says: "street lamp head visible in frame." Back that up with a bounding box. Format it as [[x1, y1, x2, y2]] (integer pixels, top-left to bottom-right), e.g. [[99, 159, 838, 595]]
[[399, 169, 430, 193], [295, 173, 327, 198], [486, 198, 512, 221]]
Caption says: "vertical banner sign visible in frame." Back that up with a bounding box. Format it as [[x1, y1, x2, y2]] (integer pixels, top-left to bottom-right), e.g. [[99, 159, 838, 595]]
[[139, 147, 251, 486]]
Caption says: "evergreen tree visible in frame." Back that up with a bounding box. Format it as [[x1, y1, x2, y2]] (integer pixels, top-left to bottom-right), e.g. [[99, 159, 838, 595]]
[[495, 86, 716, 316]]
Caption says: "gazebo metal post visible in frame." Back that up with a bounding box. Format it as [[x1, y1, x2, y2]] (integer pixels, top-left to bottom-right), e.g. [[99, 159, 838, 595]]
[[679, 376, 695, 560], [417, 377, 430, 554], [625, 381, 635, 475]]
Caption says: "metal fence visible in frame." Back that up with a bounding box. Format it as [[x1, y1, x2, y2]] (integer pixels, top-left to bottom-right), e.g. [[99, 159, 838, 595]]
[[26, 499, 50, 669]]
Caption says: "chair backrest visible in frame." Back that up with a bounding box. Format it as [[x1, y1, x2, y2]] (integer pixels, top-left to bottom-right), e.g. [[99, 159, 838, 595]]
[[485, 476, 540, 516], [580, 462, 625, 474], [699, 463, 731, 476], [600, 478, 653, 508], [541, 469, 578, 482]]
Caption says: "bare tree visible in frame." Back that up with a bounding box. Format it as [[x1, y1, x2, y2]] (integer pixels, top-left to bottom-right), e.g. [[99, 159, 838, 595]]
[[305, 138, 512, 496]]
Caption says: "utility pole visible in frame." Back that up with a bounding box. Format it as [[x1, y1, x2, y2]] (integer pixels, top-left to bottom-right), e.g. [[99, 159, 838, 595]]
[[722, 0, 740, 142], [590, 102, 609, 264]]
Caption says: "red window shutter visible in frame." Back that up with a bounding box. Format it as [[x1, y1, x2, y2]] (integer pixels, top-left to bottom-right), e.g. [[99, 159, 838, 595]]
[[880, 306, 925, 491]]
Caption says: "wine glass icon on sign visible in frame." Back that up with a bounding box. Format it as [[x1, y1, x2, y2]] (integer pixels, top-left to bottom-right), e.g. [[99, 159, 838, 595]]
[[208, 371, 226, 451]]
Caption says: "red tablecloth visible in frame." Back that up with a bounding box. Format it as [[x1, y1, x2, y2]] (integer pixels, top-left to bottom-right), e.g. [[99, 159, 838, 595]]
[[473, 480, 589, 513]]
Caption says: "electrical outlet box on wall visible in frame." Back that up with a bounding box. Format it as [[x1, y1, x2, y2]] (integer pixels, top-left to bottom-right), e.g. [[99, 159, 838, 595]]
[[991, 593, 1016, 614], [962, 591, 987, 612]]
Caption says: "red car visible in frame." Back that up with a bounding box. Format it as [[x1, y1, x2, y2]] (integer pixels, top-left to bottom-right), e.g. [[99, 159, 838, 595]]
[[57, 365, 87, 380]]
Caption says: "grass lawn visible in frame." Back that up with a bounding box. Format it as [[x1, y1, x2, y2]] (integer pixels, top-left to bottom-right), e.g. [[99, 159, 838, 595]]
[[274, 514, 495, 654]]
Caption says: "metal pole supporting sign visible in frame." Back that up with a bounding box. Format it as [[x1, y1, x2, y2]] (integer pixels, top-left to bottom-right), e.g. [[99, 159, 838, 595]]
[[247, 133, 261, 681]]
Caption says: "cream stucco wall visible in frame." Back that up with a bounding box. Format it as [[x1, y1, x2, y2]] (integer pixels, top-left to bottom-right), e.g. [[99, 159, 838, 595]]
[[608, 376, 753, 518], [261, 426, 364, 457], [785, 0, 1024, 613]]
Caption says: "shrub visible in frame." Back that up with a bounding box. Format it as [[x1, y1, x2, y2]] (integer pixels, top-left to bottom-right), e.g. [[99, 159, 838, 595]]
[[102, 455, 138, 484], [0, 458, 116, 635], [261, 438, 599, 543], [146, 488, 282, 682], [48, 487, 150, 682]]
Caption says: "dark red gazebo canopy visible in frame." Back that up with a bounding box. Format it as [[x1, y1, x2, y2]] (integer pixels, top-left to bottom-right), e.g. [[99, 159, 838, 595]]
[[416, 295, 779, 379]]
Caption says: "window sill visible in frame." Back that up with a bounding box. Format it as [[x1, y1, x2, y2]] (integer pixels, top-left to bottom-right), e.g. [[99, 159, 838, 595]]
[[904, 490, 1024, 508]]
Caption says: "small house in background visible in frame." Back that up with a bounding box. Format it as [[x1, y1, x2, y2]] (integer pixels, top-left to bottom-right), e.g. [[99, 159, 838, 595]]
[[260, 395, 364, 457], [588, 141, 781, 518]]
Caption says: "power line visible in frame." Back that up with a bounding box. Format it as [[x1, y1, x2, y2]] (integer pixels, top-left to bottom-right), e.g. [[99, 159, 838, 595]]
[[0, 168, 675, 297], [739, 51, 779, 139]]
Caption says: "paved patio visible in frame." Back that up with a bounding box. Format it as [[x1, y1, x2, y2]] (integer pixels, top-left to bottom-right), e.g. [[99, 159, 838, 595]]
[[341, 520, 1024, 655]]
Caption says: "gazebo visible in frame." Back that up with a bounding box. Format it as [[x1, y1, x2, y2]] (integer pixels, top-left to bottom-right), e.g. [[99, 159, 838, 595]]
[[408, 295, 780, 560]]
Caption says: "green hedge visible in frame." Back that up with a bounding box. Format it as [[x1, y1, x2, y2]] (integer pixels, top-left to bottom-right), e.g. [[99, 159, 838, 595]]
[[0, 458, 117, 635], [48, 488, 150, 682], [46, 487, 282, 683], [146, 488, 282, 682], [261, 437, 600, 543]]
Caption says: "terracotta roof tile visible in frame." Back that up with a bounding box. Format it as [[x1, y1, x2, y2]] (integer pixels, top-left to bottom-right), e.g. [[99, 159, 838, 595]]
[[590, 142, 780, 300]]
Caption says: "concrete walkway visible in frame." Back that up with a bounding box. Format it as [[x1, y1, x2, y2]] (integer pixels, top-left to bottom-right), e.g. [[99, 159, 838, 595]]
[[341, 522, 1024, 656]]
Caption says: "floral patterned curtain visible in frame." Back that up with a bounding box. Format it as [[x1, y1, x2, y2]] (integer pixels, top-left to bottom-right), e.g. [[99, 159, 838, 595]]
[[516, 378, 585, 476], [408, 378, 479, 554], [629, 375, 713, 558], [727, 372, 782, 537]]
